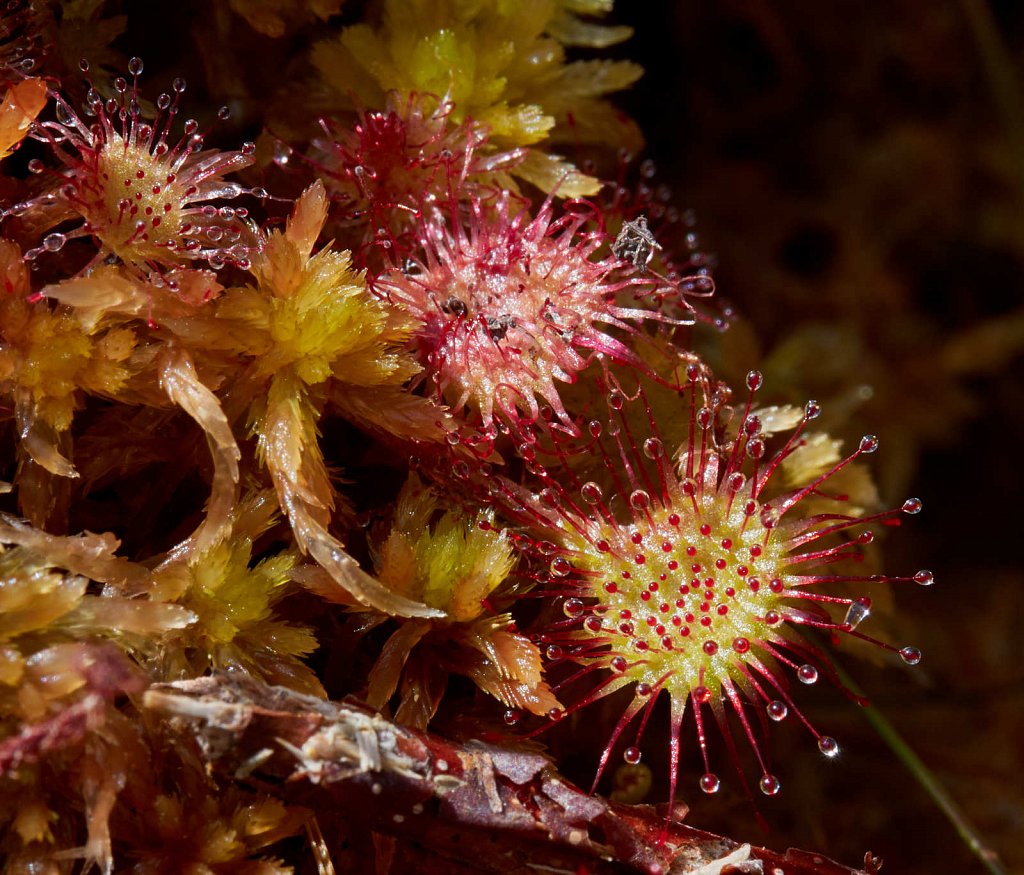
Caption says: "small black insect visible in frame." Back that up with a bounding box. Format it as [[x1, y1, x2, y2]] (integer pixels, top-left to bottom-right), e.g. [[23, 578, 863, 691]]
[[486, 313, 516, 341], [441, 297, 468, 316]]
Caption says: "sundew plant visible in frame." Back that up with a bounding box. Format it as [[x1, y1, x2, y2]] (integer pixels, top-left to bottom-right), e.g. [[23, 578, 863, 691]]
[[0, 2, 1011, 875]]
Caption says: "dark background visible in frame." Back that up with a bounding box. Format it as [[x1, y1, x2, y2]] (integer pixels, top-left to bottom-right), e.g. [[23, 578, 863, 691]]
[[610, 3, 1024, 872]]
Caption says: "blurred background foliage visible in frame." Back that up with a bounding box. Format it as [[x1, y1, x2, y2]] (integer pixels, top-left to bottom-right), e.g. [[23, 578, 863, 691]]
[[608, 2, 1024, 871]]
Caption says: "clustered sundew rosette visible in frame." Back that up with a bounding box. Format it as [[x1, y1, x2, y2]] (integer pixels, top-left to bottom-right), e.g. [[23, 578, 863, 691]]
[[0, 1, 931, 872]]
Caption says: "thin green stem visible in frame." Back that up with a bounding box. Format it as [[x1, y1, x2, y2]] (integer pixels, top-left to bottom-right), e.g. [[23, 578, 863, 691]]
[[833, 661, 1007, 875]]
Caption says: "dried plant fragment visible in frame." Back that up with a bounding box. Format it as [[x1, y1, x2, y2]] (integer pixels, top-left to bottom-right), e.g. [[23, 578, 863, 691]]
[[146, 674, 872, 875]]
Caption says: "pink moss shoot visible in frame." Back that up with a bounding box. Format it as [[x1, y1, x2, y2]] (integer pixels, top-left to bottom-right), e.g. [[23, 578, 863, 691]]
[[482, 366, 930, 811], [374, 191, 700, 435], [15, 58, 262, 273]]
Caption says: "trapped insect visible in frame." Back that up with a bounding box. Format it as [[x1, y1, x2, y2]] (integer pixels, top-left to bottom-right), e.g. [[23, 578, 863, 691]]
[[612, 215, 662, 271]]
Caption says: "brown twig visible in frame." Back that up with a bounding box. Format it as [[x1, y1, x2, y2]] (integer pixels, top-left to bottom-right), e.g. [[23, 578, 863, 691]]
[[144, 675, 875, 875]]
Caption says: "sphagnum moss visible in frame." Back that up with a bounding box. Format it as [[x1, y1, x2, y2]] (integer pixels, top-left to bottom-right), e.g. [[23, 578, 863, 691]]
[[0, 2, 952, 872]]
